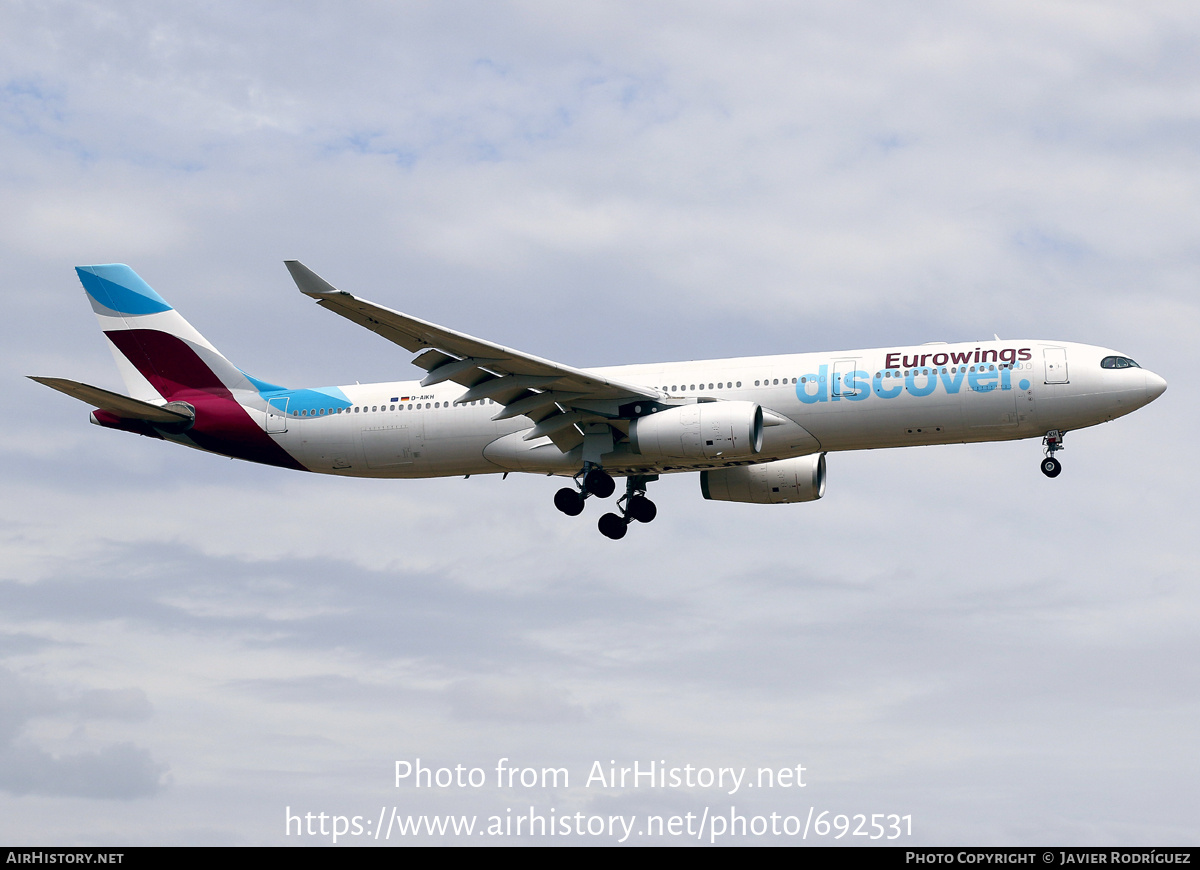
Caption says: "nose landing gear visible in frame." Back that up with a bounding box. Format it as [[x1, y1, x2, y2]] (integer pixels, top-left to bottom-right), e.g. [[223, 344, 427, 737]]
[[1041, 430, 1064, 478]]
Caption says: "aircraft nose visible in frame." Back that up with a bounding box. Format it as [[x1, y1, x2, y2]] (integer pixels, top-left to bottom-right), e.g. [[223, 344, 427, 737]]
[[1145, 371, 1167, 401]]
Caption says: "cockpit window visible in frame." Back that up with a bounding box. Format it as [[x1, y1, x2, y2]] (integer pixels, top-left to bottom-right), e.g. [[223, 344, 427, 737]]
[[1101, 356, 1140, 369]]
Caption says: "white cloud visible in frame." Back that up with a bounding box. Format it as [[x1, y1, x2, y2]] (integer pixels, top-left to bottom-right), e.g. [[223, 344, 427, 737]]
[[0, 0, 1196, 845]]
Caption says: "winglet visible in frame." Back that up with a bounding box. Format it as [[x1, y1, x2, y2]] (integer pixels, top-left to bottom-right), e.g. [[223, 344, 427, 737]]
[[284, 261, 345, 298]]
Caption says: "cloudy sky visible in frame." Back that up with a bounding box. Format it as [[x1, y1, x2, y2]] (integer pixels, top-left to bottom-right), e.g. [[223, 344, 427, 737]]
[[2, 0, 1196, 846]]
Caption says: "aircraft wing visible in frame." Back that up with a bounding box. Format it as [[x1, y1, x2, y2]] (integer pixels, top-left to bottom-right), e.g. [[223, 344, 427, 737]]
[[285, 261, 661, 451], [29, 377, 194, 424]]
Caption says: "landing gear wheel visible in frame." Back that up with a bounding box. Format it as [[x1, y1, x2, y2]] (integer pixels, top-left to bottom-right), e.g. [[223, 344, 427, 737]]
[[626, 494, 657, 523], [554, 487, 585, 516], [584, 468, 616, 499], [598, 512, 628, 539], [1041, 456, 1062, 478]]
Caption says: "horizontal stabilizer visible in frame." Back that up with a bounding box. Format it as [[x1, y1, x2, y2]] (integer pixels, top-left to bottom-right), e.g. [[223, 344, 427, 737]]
[[29, 377, 194, 424]]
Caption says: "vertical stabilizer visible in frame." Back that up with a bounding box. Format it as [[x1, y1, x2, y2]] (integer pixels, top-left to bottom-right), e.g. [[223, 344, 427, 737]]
[[70, 265, 305, 470], [76, 265, 259, 402]]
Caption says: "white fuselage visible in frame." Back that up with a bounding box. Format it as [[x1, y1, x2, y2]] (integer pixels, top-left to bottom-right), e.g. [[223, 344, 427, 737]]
[[254, 339, 1164, 480]]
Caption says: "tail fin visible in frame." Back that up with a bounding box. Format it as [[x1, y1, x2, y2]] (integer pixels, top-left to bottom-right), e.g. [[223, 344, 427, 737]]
[[66, 265, 306, 470], [76, 264, 271, 402]]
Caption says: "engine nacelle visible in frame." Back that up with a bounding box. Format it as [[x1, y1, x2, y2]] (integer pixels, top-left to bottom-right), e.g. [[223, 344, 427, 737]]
[[700, 454, 827, 504], [629, 401, 763, 460]]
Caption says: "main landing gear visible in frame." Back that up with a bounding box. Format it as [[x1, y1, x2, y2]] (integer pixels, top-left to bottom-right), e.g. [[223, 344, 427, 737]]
[[598, 476, 658, 540], [553, 465, 615, 516], [1041, 430, 1064, 478], [554, 467, 658, 539]]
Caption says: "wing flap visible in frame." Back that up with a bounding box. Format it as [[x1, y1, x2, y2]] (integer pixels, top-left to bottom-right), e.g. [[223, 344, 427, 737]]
[[420, 355, 506, 388]]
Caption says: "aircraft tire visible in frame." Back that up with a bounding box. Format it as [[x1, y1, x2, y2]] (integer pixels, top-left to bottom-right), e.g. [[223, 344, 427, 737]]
[[627, 495, 657, 523], [598, 512, 628, 539], [1040, 457, 1062, 478], [554, 487, 585, 516], [584, 468, 616, 499]]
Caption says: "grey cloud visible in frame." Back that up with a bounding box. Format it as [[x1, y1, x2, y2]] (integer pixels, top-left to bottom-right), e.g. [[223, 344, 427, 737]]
[[0, 668, 165, 800], [447, 677, 589, 724], [75, 688, 155, 722], [0, 538, 676, 672], [0, 741, 166, 800]]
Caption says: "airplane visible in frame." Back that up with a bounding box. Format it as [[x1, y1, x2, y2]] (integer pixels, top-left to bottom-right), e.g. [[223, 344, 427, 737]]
[[31, 263, 1167, 539]]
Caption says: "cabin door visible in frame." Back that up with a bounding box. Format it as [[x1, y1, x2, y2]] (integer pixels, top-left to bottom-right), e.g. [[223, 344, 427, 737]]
[[266, 397, 289, 434], [1044, 347, 1069, 384], [831, 359, 862, 399]]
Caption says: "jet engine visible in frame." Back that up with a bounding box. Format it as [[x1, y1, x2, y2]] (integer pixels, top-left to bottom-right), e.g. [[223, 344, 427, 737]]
[[629, 401, 763, 460], [700, 453, 826, 504]]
